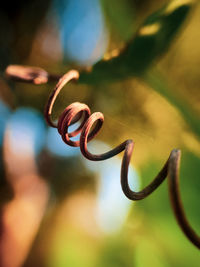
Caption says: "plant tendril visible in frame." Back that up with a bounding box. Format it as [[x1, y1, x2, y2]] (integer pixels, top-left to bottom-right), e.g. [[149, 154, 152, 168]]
[[5, 65, 200, 249]]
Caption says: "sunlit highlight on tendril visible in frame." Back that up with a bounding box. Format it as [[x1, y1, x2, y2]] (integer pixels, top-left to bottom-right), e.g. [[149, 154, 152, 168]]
[[5, 65, 200, 249]]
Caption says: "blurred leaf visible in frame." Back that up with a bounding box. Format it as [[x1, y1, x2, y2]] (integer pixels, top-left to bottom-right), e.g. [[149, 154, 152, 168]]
[[101, 0, 135, 41], [134, 148, 200, 266], [79, 0, 194, 84], [144, 69, 200, 139], [134, 239, 170, 267], [96, 236, 134, 267], [136, 149, 200, 224]]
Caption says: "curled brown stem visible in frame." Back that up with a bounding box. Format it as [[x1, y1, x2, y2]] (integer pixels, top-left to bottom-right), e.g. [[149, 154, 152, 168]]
[[5, 65, 61, 84], [5, 65, 200, 249]]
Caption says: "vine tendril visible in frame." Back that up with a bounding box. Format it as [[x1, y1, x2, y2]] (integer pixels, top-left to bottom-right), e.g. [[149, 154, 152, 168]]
[[5, 65, 200, 249]]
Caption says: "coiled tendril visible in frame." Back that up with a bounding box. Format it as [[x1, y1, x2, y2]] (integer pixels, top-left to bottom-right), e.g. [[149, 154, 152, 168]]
[[5, 65, 200, 249]]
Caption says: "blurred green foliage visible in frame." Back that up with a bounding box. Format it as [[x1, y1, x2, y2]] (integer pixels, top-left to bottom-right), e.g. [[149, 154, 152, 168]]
[[80, 0, 193, 83]]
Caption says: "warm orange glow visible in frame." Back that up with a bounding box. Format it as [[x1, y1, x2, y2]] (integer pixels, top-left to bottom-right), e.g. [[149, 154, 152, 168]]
[[0, 129, 49, 267]]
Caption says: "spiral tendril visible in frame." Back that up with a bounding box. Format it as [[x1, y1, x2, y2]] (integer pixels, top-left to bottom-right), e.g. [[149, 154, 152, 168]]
[[5, 65, 200, 249]]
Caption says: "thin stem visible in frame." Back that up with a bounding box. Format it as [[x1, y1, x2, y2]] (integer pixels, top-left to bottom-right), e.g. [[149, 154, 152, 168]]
[[5, 65, 200, 249]]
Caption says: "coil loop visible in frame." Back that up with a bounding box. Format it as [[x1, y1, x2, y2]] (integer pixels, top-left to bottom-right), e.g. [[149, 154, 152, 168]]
[[5, 65, 200, 249]]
